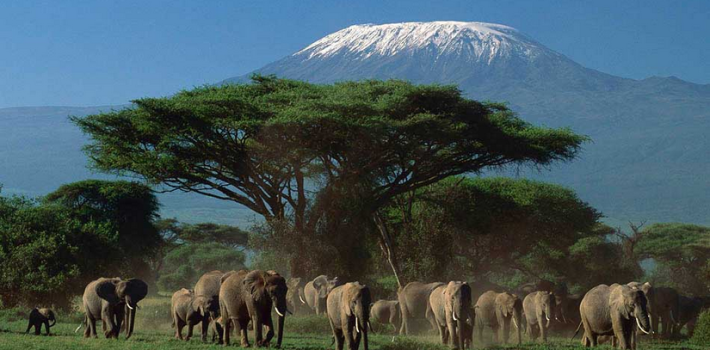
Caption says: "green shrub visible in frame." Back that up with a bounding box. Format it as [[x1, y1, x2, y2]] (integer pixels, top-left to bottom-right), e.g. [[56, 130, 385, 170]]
[[691, 310, 710, 345]]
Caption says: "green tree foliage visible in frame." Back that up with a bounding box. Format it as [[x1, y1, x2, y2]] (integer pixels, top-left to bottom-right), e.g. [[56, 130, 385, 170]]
[[636, 223, 710, 295], [156, 242, 246, 292], [73, 76, 586, 282], [692, 310, 710, 345], [0, 180, 160, 309], [153, 219, 249, 292], [383, 177, 631, 291], [44, 180, 161, 281]]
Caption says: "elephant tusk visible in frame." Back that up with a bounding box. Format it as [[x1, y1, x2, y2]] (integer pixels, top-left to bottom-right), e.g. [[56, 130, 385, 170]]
[[513, 318, 519, 329], [453, 312, 458, 322], [127, 303, 134, 310], [74, 323, 83, 333], [546, 315, 550, 322], [355, 319, 360, 333], [274, 306, 284, 317], [636, 317, 651, 334], [299, 295, 306, 304]]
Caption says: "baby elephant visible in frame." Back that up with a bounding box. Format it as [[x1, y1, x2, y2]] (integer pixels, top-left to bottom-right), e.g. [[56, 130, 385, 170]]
[[370, 300, 401, 332], [26, 308, 56, 335], [171, 288, 210, 341]]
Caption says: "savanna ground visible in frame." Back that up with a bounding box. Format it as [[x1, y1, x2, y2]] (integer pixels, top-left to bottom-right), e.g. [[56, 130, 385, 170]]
[[0, 297, 703, 350]]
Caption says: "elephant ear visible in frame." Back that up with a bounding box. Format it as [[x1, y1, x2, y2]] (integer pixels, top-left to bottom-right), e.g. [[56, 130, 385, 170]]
[[243, 270, 266, 301], [95, 279, 121, 304], [192, 296, 207, 317], [119, 279, 149, 303]]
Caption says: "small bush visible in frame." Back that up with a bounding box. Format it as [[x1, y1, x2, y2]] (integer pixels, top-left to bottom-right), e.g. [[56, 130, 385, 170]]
[[691, 310, 710, 345]]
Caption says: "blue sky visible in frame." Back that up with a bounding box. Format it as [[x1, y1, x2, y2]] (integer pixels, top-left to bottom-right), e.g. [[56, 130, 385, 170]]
[[1, 0, 708, 108]]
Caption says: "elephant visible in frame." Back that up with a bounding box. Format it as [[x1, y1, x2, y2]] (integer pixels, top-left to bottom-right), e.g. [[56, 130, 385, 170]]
[[397, 281, 445, 335], [653, 286, 680, 338], [428, 281, 473, 349], [81, 277, 148, 339], [370, 300, 401, 333], [475, 291, 522, 345], [523, 291, 556, 342], [304, 275, 341, 315], [219, 269, 288, 347], [673, 295, 707, 337], [327, 282, 372, 350], [194, 270, 225, 342], [26, 308, 56, 335], [578, 284, 651, 349], [286, 277, 308, 315], [553, 293, 583, 335], [171, 288, 211, 341]]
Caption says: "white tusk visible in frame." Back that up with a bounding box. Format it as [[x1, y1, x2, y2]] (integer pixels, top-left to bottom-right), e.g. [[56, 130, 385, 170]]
[[127, 303, 134, 310], [274, 306, 284, 317], [636, 317, 650, 335], [74, 323, 83, 333], [299, 295, 306, 304], [355, 319, 360, 333], [512, 318, 518, 329], [453, 312, 458, 322], [546, 315, 550, 322]]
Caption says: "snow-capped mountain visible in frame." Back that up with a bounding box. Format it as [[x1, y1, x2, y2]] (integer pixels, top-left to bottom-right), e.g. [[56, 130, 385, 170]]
[[295, 21, 550, 64], [222, 21, 710, 225]]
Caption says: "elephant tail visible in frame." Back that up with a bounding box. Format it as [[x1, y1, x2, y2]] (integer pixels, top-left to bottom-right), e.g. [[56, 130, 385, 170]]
[[571, 321, 583, 340]]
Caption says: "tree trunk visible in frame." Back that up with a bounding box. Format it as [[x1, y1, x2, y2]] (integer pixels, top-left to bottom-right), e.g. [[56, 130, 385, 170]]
[[373, 212, 403, 289]]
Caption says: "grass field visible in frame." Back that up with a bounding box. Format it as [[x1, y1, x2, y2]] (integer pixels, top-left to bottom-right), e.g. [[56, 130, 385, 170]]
[[0, 296, 704, 350]]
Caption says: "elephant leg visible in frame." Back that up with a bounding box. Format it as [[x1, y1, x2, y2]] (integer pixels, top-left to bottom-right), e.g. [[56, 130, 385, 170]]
[[222, 317, 232, 346], [263, 315, 275, 346], [445, 320, 457, 349], [201, 316, 209, 342], [539, 317, 547, 342], [334, 328, 345, 350], [501, 319, 509, 344], [239, 319, 250, 348], [526, 323, 533, 342], [44, 320, 50, 335], [186, 322, 195, 341], [438, 323, 447, 344]]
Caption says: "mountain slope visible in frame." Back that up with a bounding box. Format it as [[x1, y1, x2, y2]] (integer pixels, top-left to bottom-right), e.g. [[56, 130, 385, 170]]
[[222, 21, 710, 224]]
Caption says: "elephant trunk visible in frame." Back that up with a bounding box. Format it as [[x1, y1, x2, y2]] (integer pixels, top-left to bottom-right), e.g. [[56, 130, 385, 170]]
[[362, 318, 369, 350], [635, 306, 652, 334], [514, 309, 522, 345], [457, 318, 464, 350], [126, 303, 136, 339], [277, 313, 285, 347]]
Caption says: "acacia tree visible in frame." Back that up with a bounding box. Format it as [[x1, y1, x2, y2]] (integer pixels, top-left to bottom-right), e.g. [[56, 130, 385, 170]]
[[636, 223, 710, 295], [74, 76, 586, 283]]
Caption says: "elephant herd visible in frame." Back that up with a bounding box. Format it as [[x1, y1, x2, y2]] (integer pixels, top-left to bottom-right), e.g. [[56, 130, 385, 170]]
[[21, 273, 708, 350], [291, 277, 708, 350]]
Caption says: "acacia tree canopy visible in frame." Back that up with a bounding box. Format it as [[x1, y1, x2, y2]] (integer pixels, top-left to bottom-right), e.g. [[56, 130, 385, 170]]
[[636, 223, 710, 295], [73, 76, 587, 279]]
